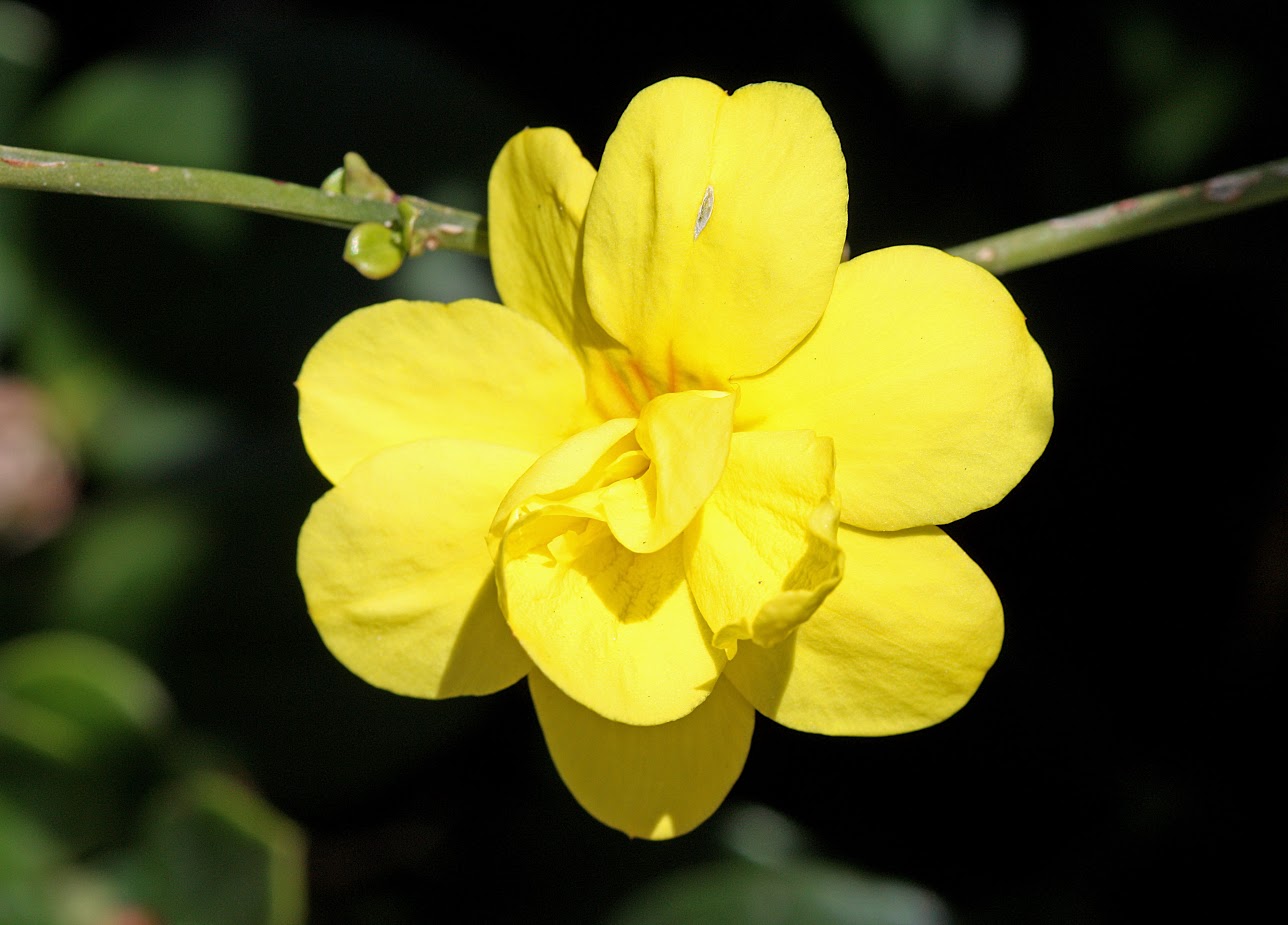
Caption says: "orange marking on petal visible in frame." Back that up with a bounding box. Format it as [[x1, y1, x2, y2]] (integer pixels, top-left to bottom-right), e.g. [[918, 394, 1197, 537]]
[[627, 357, 657, 401], [602, 360, 640, 416]]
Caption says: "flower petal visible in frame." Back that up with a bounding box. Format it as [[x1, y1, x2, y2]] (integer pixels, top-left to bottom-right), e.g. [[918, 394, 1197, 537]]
[[491, 392, 735, 556], [529, 670, 753, 840], [498, 515, 724, 726], [725, 524, 1003, 736], [298, 438, 536, 699], [582, 77, 847, 387], [684, 430, 844, 657], [738, 246, 1053, 531], [489, 417, 641, 540], [297, 299, 586, 484], [600, 390, 734, 554], [488, 127, 597, 350]]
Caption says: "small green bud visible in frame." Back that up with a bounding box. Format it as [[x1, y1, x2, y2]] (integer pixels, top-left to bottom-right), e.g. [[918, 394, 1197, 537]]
[[339, 152, 395, 202], [320, 153, 396, 202], [344, 222, 404, 279], [320, 166, 346, 195]]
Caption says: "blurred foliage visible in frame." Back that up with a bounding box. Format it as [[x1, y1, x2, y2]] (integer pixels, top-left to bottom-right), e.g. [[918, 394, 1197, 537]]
[[845, 0, 1025, 113], [0, 1, 54, 133], [47, 498, 207, 645], [2, 13, 303, 923], [611, 859, 950, 925], [1109, 6, 1251, 182], [0, 632, 305, 925], [610, 806, 954, 925], [1, 0, 1285, 923]]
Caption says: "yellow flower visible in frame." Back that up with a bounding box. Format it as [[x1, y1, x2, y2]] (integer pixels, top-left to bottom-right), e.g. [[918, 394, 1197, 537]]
[[296, 77, 1053, 839]]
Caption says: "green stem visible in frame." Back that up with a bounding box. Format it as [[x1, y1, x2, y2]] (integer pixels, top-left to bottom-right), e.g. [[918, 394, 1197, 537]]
[[0, 144, 487, 255], [949, 156, 1288, 274], [3, 144, 1285, 275]]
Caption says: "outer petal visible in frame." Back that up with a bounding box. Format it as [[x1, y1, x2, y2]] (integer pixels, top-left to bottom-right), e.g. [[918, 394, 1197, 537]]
[[738, 246, 1054, 531], [529, 670, 753, 840], [298, 438, 536, 699], [297, 299, 586, 484], [583, 77, 847, 387], [684, 430, 844, 657], [498, 515, 724, 726], [725, 524, 1003, 736], [488, 127, 597, 349]]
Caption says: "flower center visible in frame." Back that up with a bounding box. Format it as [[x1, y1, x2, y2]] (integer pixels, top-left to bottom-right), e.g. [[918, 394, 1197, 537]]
[[491, 390, 736, 559], [584, 341, 731, 420]]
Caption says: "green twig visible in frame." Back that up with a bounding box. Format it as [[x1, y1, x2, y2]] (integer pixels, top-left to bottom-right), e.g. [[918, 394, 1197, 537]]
[[3, 144, 1285, 278], [949, 157, 1288, 274], [0, 144, 487, 258]]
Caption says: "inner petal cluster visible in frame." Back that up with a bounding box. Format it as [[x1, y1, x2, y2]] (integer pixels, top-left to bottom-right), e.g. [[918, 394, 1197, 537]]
[[487, 385, 845, 728], [486, 392, 732, 723]]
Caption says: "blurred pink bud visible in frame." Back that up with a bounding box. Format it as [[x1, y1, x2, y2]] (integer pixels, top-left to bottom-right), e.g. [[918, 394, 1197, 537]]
[[0, 377, 78, 551]]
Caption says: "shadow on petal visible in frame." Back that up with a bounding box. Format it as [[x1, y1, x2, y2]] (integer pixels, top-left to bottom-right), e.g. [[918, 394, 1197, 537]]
[[729, 632, 798, 716], [436, 571, 531, 698], [571, 525, 688, 626]]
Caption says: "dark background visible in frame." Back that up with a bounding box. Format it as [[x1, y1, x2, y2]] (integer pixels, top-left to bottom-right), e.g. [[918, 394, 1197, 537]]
[[3, 1, 1285, 922]]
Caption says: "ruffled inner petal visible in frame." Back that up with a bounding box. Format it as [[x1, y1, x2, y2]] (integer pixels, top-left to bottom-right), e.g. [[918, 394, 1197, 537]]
[[737, 246, 1054, 531], [725, 524, 1004, 736], [498, 511, 725, 726], [684, 430, 844, 657], [489, 417, 641, 541], [297, 298, 587, 484], [529, 670, 754, 840], [298, 438, 536, 699], [599, 390, 734, 554], [493, 391, 734, 556]]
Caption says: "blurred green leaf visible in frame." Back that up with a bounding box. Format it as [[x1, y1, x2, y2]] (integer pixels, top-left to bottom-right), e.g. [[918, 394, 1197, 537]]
[[1111, 9, 1250, 182], [28, 54, 250, 245], [0, 1, 53, 345], [18, 303, 116, 442], [137, 772, 307, 925], [0, 632, 173, 851], [22, 304, 224, 481], [610, 859, 952, 925], [844, 0, 1024, 112], [0, 632, 172, 761], [0, 792, 125, 925], [84, 384, 224, 481], [0, 791, 62, 881], [0, 2, 54, 69], [0, 1, 55, 135], [0, 226, 39, 346], [49, 499, 207, 645], [0, 637, 304, 925], [0, 794, 145, 925], [47, 868, 130, 925], [30, 54, 246, 172], [1126, 63, 1245, 183], [719, 803, 812, 867]]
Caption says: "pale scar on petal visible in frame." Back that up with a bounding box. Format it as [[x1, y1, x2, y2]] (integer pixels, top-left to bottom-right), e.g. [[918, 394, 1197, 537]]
[[693, 185, 714, 240]]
